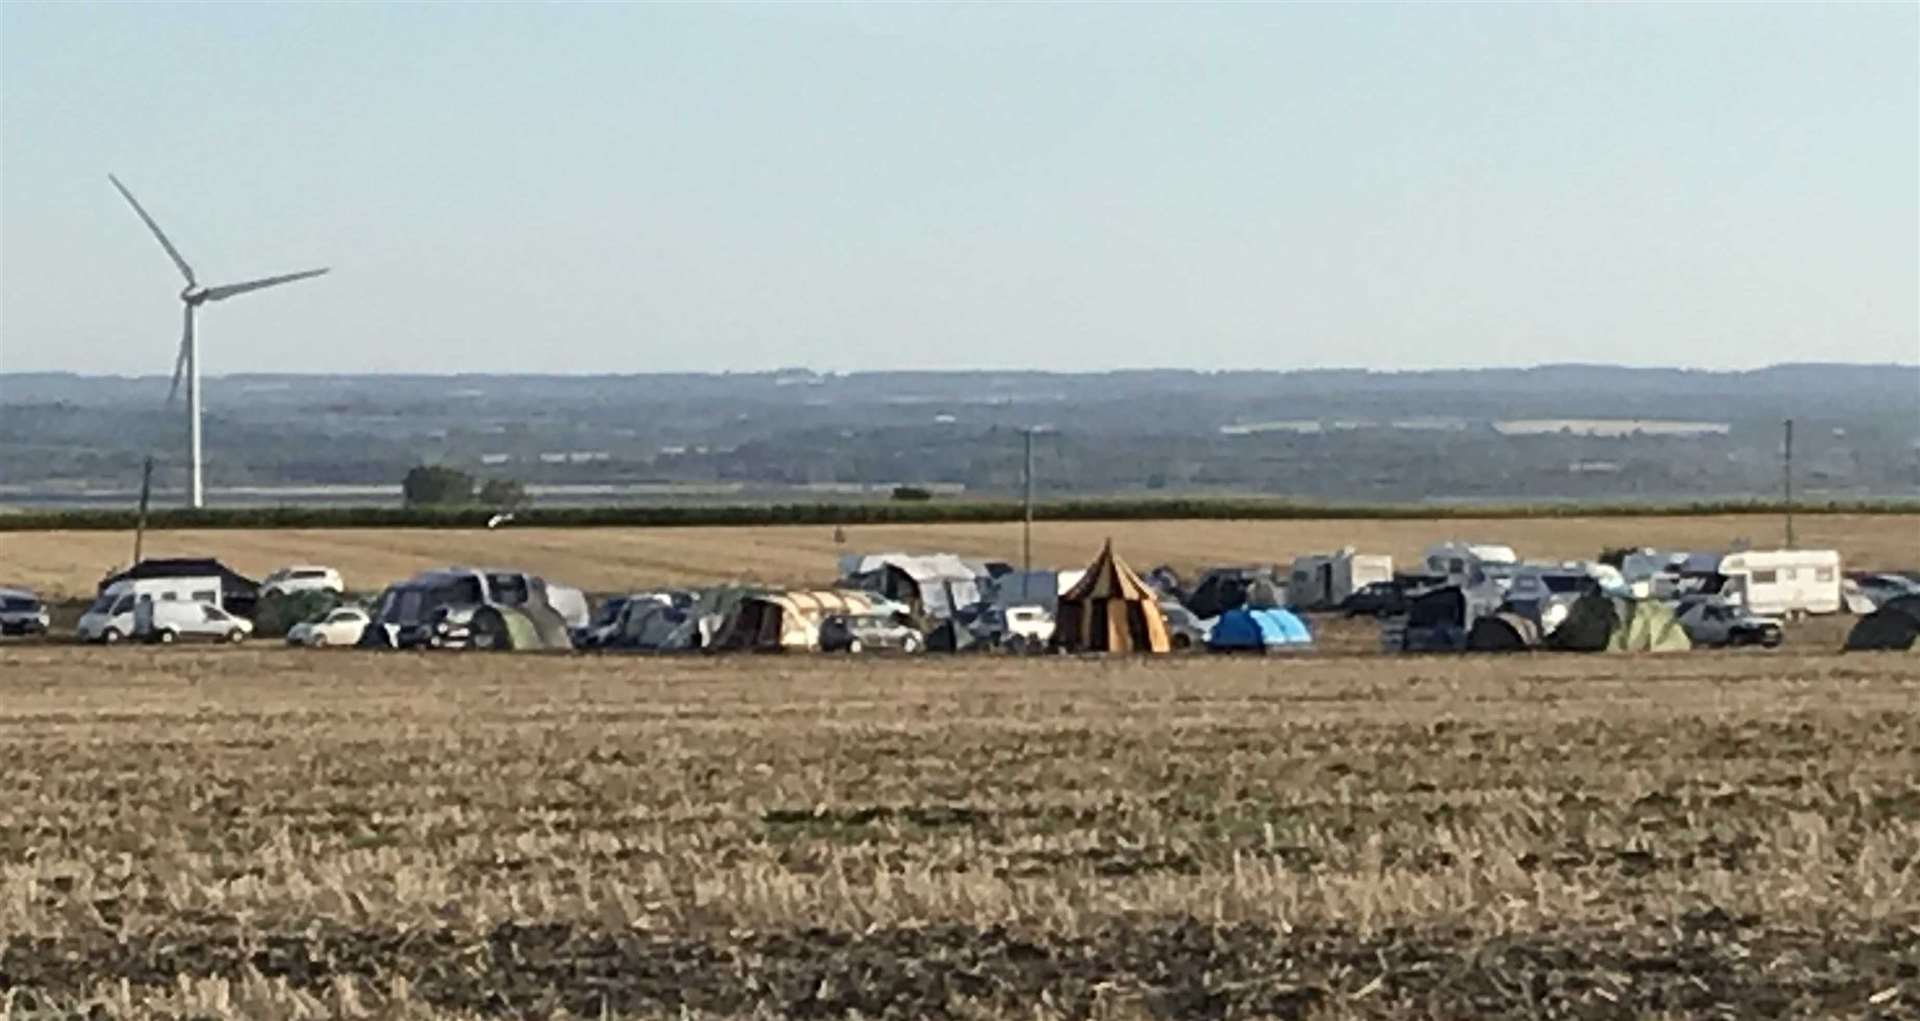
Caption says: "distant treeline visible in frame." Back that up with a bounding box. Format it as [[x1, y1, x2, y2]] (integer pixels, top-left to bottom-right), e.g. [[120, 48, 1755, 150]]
[[2, 498, 1913, 532]]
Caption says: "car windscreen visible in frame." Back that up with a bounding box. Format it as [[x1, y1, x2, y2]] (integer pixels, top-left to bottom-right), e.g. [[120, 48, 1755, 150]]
[[1542, 576, 1585, 594], [0, 596, 39, 612]]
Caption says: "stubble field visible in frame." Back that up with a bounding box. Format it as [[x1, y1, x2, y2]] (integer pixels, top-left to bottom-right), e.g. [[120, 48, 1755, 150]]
[[4, 513, 1916, 599], [1, 647, 1916, 1019]]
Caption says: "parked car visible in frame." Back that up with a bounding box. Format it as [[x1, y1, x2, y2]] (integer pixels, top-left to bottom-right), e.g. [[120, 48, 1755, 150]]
[[1849, 572, 1920, 609], [1674, 597, 1783, 649], [1159, 602, 1210, 650], [967, 604, 1056, 651], [261, 565, 345, 598], [573, 595, 635, 649], [819, 612, 924, 654], [0, 588, 51, 636], [363, 567, 588, 650], [287, 606, 370, 647], [146, 601, 254, 644]]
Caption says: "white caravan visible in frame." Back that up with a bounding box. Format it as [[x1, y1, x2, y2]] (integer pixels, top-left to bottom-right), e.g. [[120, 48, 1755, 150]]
[[1718, 550, 1843, 617], [1289, 550, 1394, 609], [1422, 542, 1519, 580], [76, 575, 224, 643]]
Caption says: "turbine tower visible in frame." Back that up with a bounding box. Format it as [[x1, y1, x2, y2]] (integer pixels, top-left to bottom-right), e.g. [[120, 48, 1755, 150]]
[[109, 174, 328, 509]]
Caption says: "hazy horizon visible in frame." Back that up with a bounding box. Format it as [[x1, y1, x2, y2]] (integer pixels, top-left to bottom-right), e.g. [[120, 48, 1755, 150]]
[[6, 359, 1920, 385], [3, 4, 1915, 377]]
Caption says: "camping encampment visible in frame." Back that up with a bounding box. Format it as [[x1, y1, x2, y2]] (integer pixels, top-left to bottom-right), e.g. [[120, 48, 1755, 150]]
[[1055, 542, 1171, 653], [1548, 592, 1692, 653], [717, 590, 889, 652], [1208, 607, 1312, 653], [1466, 611, 1543, 652], [1399, 582, 1504, 652], [1845, 595, 1920, 652], [839, 553, 982, 619]]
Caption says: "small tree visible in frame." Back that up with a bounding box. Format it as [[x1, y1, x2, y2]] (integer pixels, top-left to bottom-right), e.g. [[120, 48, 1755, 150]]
[[402, 465, 475, 507], [479, 478, 530, 509]]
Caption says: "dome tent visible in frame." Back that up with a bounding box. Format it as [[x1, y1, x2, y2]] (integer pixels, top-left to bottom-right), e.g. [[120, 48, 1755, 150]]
[[1466, 611, 1542, 652], [1846, 595, 1920, 652], [1208, 607, 1312, 653], [1055, 541, 1171, 654], [1549, 592, 1691, 653]]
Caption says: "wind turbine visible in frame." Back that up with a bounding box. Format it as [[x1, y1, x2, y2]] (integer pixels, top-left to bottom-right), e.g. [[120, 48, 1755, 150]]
[[109, 174, 328, 509]]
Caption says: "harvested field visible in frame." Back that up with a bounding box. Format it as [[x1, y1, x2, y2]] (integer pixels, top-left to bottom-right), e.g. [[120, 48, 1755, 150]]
[[5, 512, 1917, 599], [1, 648, 1916, 1019]]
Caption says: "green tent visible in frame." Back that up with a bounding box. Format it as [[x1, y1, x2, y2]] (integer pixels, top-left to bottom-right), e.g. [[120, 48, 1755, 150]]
[[1615, 598, 1691, 653], [1550, 592, 1690, 653]]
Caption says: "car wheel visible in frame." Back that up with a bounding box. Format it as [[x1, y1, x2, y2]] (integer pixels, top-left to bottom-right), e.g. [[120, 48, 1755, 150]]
[[902, 635, 922, 654], [157, 629, 177, 645], [227, 629, 245, 644], [847, 638, 864, 654], [310, 633, 328, 648], [102, 628, 122, 645], [469, 608, 509, 651], [1172, 633, 1192, 650]]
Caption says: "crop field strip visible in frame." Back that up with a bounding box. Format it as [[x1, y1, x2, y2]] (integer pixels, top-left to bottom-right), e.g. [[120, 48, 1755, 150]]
[[1, 649, 1916, 1019], [5, 512, 1916, 600]]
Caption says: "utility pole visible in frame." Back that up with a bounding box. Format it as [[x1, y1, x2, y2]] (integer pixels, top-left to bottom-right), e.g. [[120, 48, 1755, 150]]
[[1022, 428, 1035, 575], [1782, 418, 1795, 549], [132, 456, 155, 566]]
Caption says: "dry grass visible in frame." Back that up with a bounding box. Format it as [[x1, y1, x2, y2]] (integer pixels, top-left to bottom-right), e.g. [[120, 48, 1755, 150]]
[[6, 512, 1917, 599], [1, 647, 1915, 1019]]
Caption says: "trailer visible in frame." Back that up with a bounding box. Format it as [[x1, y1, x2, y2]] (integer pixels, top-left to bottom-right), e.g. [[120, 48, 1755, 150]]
[[1289, 550, 1394, 610]]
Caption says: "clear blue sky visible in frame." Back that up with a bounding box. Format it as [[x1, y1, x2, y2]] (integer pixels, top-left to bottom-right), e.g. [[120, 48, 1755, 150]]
[[2, 2, 1914, 375]]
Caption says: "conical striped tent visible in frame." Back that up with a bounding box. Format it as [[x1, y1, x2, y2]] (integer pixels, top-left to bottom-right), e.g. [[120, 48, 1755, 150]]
[[1055, 541, 1172, 653]]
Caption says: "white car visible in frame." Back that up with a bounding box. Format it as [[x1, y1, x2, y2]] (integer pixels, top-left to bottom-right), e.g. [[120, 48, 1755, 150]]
[[287, 607, 370, 647], [147, 601, 254, 644], [262, 566, 345, 598]]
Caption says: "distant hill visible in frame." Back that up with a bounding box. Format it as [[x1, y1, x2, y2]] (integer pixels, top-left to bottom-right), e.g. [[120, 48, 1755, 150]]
[[3, 364, 1916, 507]]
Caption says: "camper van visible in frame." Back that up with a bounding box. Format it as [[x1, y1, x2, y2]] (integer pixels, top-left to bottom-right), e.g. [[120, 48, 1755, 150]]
[[1289, 550, 1394, 610], [1422, 542, 1519, 581], [75, 575, 224, 643], [1718, 550, 1844, 617]]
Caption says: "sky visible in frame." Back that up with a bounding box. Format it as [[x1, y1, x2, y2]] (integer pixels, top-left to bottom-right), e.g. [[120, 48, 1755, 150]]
[[1, 3, 1915, 376]]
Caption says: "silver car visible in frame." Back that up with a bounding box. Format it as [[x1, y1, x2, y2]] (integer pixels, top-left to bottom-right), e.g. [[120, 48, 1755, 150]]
[[0, 588, 51, 637]]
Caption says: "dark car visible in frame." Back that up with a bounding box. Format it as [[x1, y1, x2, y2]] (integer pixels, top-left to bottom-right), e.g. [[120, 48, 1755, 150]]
[[1341, 574, 1446, 618], [820, 612, 925, 654]]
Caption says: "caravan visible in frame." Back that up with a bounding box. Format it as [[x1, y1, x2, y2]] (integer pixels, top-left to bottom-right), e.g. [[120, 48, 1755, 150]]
[[1289, 550, 1394, 610], [76, 575, 224, 643], [1718, 550, 1844, 617], [1422, 542, 1519, 581]]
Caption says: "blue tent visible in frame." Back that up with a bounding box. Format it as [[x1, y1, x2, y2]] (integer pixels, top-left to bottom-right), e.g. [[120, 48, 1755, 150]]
[[1208, 607, 1312, 652]]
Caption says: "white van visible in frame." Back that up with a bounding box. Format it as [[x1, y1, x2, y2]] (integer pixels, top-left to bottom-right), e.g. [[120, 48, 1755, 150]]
[[76, 575, 223, 643], [1718, 550, 1843, 617], [1289, 550, 1394, 609], [146, 600, 253, 644]]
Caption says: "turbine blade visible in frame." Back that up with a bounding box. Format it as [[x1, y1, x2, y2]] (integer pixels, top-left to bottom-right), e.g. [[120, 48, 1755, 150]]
[[200, 267, 329, 302], [108, 174, 196, 285], [167, 306, 192, 406]]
